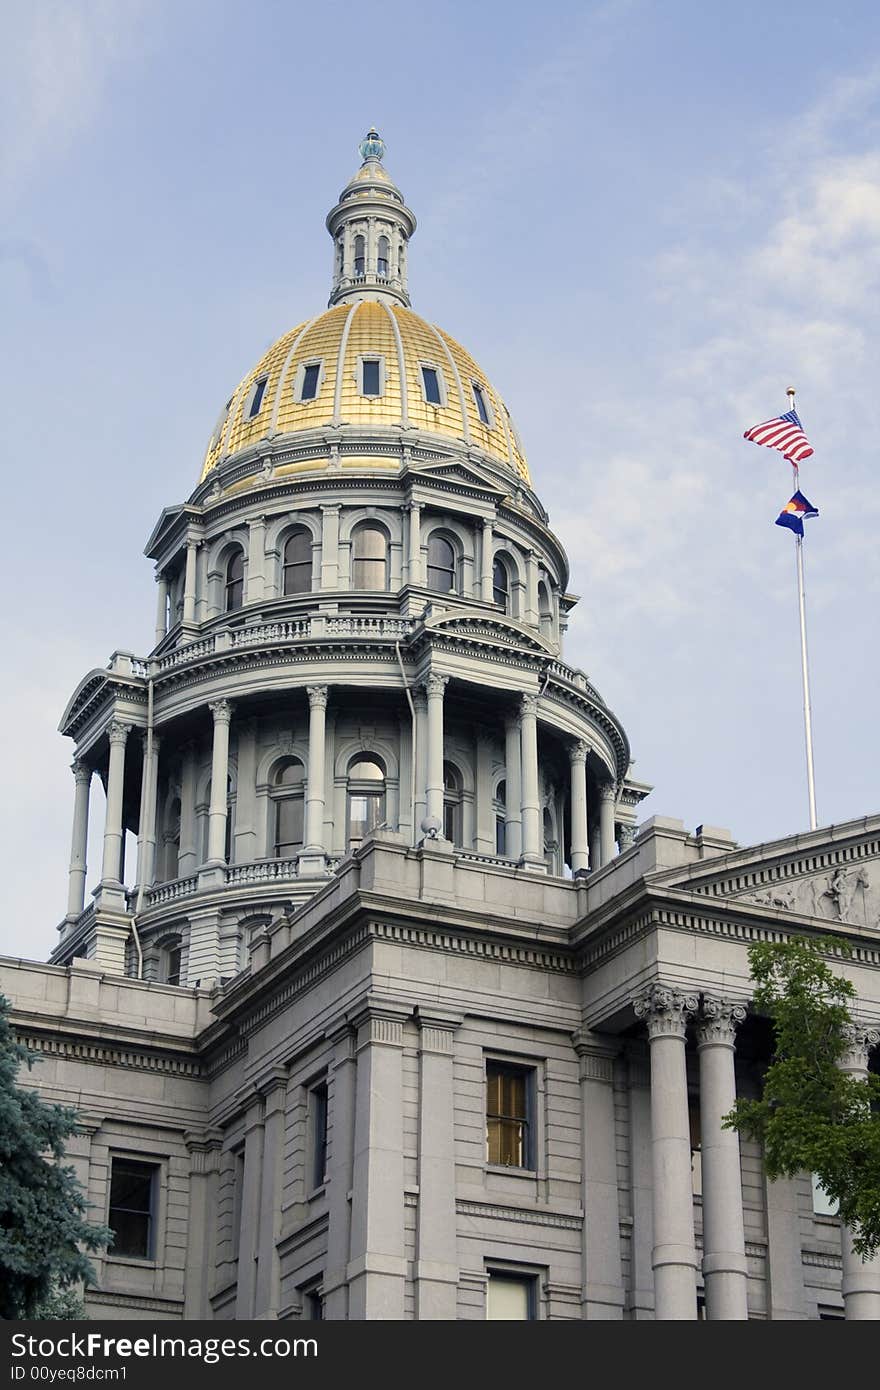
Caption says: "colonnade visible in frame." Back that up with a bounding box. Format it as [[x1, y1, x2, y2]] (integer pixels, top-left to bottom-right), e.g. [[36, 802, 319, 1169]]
[[633, 984, 880, 1320]]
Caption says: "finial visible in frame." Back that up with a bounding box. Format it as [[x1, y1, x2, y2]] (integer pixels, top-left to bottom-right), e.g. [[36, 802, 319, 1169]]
[[787, 386, 796, 400], [358, 128, 386, 163]]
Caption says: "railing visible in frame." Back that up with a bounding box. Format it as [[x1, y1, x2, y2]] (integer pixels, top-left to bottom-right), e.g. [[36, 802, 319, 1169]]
[[226, 857, 300, 886], [458, 851, 519, 869], [146, 876, 199, 906], [152, 615, 417, 675], [545, 659, 601, 702]]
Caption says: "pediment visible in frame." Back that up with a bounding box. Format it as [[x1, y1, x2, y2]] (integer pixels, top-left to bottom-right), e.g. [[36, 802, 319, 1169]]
[[651, 817, 880, 931], [404, 457, 506, 497], [422, 609, 555, 654]]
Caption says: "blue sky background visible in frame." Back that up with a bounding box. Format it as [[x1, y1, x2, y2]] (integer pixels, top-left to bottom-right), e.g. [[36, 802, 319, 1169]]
[[3, 0, 880, 960]]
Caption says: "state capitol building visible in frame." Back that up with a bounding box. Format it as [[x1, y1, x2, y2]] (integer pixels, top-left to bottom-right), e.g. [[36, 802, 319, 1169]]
[[3, 133, 879, 1321]]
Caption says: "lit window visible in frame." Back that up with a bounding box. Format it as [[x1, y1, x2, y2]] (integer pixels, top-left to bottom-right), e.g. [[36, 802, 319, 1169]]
[[443, 761, 463, 846], [486, 1060, 533, 1168], [426, 534, 456, 593], [283, 529, 312, 595], [352, 524, 388, 590], [347, 757, 386, 846], [354, 235, 365, 276], [486, 1270, 536, 1320], [225, 550, 244, 612], [492, 556, 510, 611], [421, 365, 442, 406], [472, 382, 492, 426], [272, 759, 305, 857], [377, 235, 390, 276], [248, 377, 268, 418], [108, 1158, 158, 1259], [310, 1081, 328, 1189], [361, 358, 381, 397], [300, 363, 321, 401]]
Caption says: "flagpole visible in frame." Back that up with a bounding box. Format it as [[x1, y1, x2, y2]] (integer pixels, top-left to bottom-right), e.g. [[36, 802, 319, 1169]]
[[787, 386, 818, 830]]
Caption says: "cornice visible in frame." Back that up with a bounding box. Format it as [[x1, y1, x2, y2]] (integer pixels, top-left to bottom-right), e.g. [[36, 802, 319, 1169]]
[[19, 1031, 204, 1078]]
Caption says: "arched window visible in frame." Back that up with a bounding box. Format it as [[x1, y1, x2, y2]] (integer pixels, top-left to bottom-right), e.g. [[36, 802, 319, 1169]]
[[271, 759, 305, 858], [427, 534, 456, 593], [336, 238, 344, 276], [225, 549, 244, 612], [283, 529, 312, 595], [443, 762, 463, 845], [494, 780, 507, 856], [163, 797, 181, 881], [347, 756, 386, 846], [352, 524, 388, 590], [377, 235, 390, 276], [158, 936, 183, 986], [354, 234, 365, 276], [492, 556, 510, 611], [538, 580, 553, 637]]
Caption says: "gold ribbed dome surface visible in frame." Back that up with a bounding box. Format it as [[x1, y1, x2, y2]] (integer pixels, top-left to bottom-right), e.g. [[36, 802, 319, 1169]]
[[201, 301, 530, 484]]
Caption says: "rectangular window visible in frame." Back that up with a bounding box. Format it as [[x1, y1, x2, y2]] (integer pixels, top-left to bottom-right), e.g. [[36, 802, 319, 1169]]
[[301, 1280, 324, 1320], [310, 1081, 328, 1189], [421, 365, 442, 405], [300, 363, 321, 401], [108, 1158, 157, 1259], [361, 358, 381, 396], [248, 377, 268, 418], [486, 1060, 533, 1168], [486, 1270, 536, 1320], [811, 1173, 839, 1216], [472, 382, 492, 426]]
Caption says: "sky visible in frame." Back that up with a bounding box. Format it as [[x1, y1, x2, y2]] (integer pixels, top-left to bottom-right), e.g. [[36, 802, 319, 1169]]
[[2, 0, 879, 962]]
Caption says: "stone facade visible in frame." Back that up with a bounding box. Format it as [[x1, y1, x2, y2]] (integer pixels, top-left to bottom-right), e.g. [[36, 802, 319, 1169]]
[[2, 134, 879, 1321]]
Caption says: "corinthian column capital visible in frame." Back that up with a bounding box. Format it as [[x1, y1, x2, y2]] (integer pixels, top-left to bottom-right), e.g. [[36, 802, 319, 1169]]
[[633, 983, 698, 1040], [108, 720, 131, 747], [71, 759, 92, 785], [424, 673, 449, 699], [696, 996, 748, 1048], [840, 1022, 880, 1071], [569, 739, 588, 766], [520, 693, 539, 718], [598, 779, 617, 804], [209, 699, 233, 726], [307, 684, 329, 710]]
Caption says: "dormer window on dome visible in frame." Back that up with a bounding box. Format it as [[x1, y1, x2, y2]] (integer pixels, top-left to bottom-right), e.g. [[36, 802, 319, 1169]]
[[421, 365, 445, 407], [248, 377, 268, 419], [472, 382, 492, 427]]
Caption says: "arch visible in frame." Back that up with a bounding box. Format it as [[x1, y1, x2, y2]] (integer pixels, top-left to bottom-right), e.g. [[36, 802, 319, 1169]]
[[442, 760, 463, 846], [494, 778, 507, 856], [351, 521, 389, 591], [282, 527, 313, 595], [346, 753, 387, 847]]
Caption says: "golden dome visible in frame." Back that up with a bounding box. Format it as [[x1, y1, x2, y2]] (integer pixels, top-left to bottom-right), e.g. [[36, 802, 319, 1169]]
[[201, 300, 530, 484]]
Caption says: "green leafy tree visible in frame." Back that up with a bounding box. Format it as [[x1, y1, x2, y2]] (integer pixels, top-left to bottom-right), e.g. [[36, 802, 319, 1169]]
[[724, 936, 880, 1257], [0, 994, 110, 1318]]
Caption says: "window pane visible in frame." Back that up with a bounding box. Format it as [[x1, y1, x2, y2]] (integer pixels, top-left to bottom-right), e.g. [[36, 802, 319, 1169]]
[[311, 1083, 328, 1188], [276, 796, 304, 855], [348, 791, 385, 842], [109, 1160, 155, 1259], [249, 378, 267, 418], [166, 947, 182, 986], [422, 366, 442, 405], [487, 1275, 532, 1320], [354, 236, 365, 275], [362, 359, 381, 396], [492, 558, 509, 607], [301, 364, 320, 400], [349, 759, 384, 780], [495, 817, 506, 856], [284, 531, 312, 594], [352, 526, 387, 589], [275, 759, 304, 787], [473, 383, 491, 425]]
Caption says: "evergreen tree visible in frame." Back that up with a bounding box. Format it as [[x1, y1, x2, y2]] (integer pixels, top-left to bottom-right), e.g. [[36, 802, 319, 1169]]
[[724, 936, 880, 1257], [0, 994, 110, 1318]]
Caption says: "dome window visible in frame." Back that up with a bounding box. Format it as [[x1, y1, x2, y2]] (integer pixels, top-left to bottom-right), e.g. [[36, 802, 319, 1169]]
[[494, 780, 507, 856], [377, 235, 390, 277], [472, 382, 493, 428], [421, 364, 445, 407], [283, 529, 312, 595], [225, 549, 245, 612], [248, 376, 268, 419], [360, 357, 383, 397], [443, 762, 463, 846], [298, 362, 322, 402], [427, 534, 456, 593], [347, 756, 386, 847], [492, 556, 511, 612], [352, 523, 389, 591], [354, 235, 366, 277], [272, 758, 305, 858]]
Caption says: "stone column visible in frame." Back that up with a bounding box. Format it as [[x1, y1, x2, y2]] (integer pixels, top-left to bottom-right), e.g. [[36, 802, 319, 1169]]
[[696, 997, 749, 1319], [246, 515, 266, 605], [519, 693, 542, 866], [66, 760, 92, 918], [633, 984, 699, 1320], [407, 503, 423, 586], [839, 1024, 880, 1320], [101, 721, 131, 885], [324, 1025, 357, 1319], [154, 573, 168, 646], [321, 504, 341, 590], [254, 1072, 287, 1319], [481, 520, 493, 601], [504, 713, 522, 860], [569, 740, 589, 874], [206, 700, 232, 866], [599, 780, 617, 867], [135, 732, 161, 893], [414, 1010, 462, 1319], [183, 1131, 222, 1319], [573, 1034, 624, 1317], [235, 1095, 265, 1319], [413, 689, 428, 839], [424, 674, 448, 831], [301, 686, 328, 870], [182, 536, 199, 627], [347, 1006, 407, 1319]]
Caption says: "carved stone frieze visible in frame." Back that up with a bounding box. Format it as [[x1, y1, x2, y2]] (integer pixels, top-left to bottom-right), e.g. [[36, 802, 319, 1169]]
[[733, 864, 879, 928]]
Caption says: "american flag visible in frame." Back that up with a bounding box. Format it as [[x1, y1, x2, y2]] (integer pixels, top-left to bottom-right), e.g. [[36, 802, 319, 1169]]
[[743, 409, 814, 463]]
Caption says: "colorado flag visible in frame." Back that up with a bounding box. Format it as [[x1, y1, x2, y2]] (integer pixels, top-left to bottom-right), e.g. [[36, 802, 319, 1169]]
[[775, 490, 819, 537]]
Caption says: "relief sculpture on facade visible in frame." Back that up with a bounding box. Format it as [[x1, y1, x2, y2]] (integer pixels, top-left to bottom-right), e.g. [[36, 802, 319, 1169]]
[[734, 862, 878, 928]]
